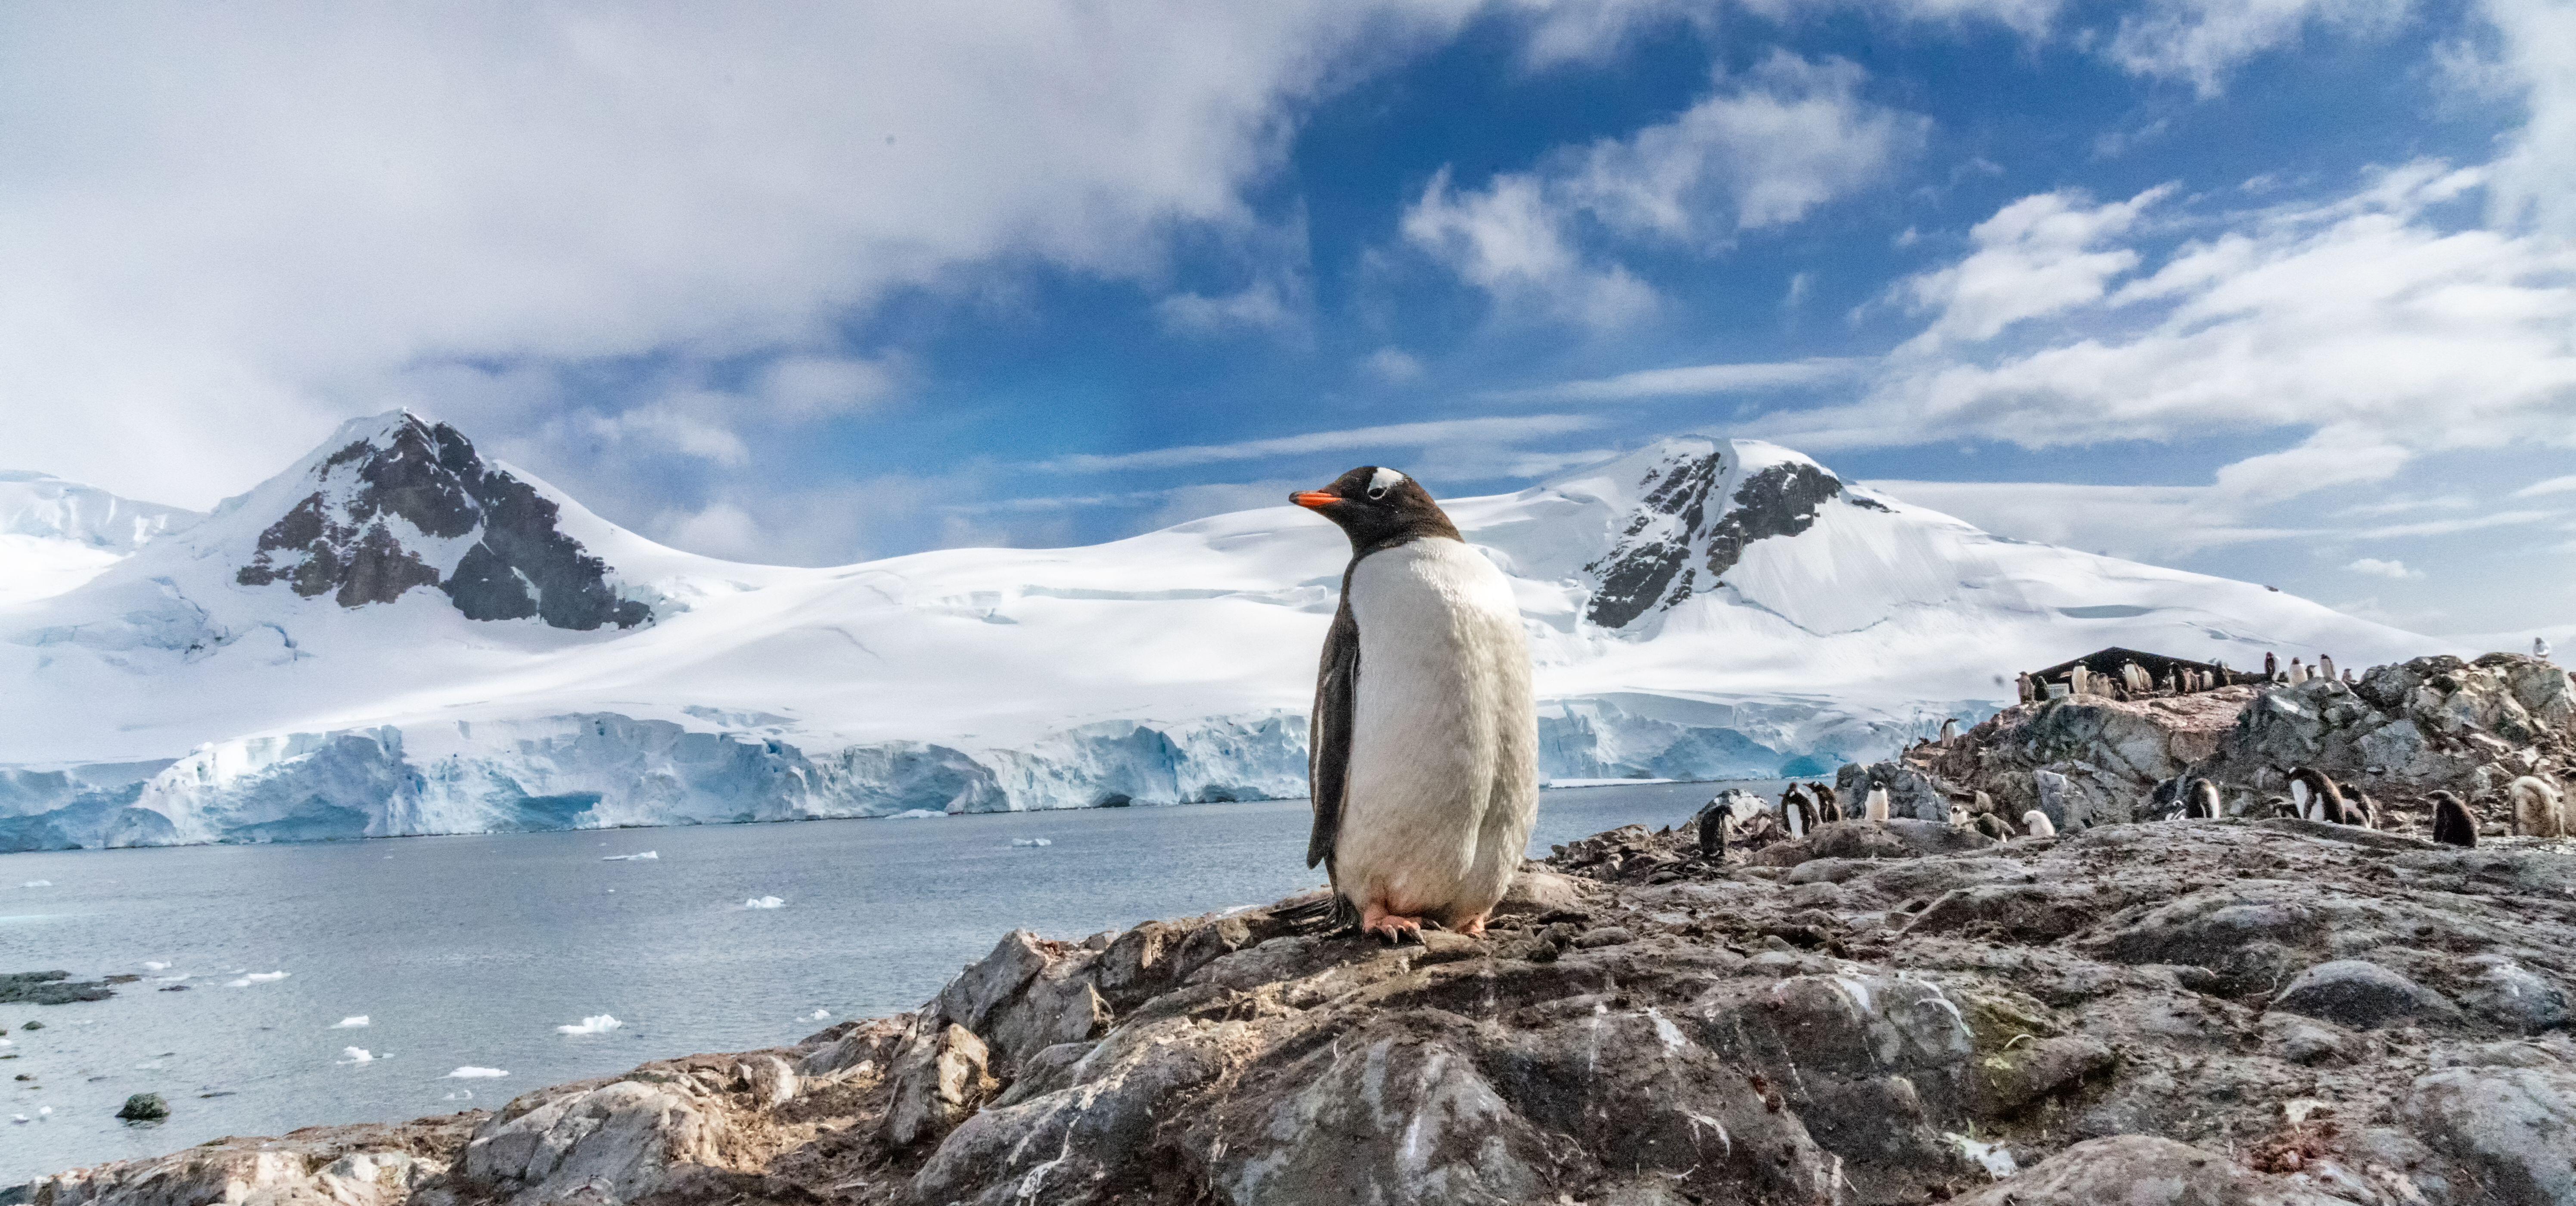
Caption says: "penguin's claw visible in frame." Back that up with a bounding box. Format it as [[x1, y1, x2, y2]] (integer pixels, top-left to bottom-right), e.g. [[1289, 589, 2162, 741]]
[[1360, 907, 1426, 946]]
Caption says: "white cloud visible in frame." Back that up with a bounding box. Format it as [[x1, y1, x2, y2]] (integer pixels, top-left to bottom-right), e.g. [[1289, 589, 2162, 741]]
[[2485, 0, 2576, 236], [1490, 357, 1866, 402], [583, 402, 753, 468], [1363, 347, 1426, 383], [2346, 556, 2423, 579], [1894, 184, 2175, 350], [1032, 414, 1603, 473], [2514, 474, 2576, 498], [1155, 281, 1302, 334], [1401, 170, 1659, 327], [653, 502, 765, 561], [758, 355, 904, 419], [1404, 51, 1923, 325], [2106, 0, 2412, 97], [1764, 162, 2576, 494], [0, 3, 1471, 507]]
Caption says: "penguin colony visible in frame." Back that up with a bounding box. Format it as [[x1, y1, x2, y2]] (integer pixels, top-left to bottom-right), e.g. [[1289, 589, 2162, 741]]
[[1295, 466, 1537, 944]]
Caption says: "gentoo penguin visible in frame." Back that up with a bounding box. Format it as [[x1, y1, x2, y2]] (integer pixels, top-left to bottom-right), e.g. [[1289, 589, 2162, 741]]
[[2183, 778, 2221, 820], [1973, 811, 2013, 841], [1864, 782, 1892, 825], [1694, 793, 1742, 859], [2286, 767, 2346, 825], [2429, 791, 2478, 848], [2509, 775, 2567, 838], [1974, 789, 1995, 816], [1938, 717, 1960, 747], [1295, 466, 1536, 942], [2264, 651, 2278, 679], [2021, 809, 2057, 838], [1812, 783, 1841, 823], [2071, 664, 2091, 697], [2016, 672, 2036, 705], [1946, 795, 1973, 828], [2342, 668, 2357, 684], [2318, 654, 2336, 682], [2288, 658, 2307, 685], [2538, 636, 2553, 660], [1777, 784, 1812, 841]]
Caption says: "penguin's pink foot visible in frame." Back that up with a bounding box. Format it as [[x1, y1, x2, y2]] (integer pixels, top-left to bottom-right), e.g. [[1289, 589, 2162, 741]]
[[1360, 904, 1424, 946], [1456, 913, 1491, 938]]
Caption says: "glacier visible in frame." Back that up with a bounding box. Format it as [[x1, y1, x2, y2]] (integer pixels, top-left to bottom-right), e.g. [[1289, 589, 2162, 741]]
[[0, 413, 2452, 851]]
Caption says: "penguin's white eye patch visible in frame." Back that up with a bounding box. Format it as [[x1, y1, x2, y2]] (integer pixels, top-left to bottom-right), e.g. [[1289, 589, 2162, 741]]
[[1367, 467, 1405, 499]]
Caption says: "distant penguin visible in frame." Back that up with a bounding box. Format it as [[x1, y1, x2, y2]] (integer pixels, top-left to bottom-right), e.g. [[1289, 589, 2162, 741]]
[[2150, 776, 2185, 818], [1973, 812, 2013, 841], [1812, 783, 1841, 823], [2289, 658, 2307, 685], [1694, 793, 1740, 858], [2430, 791, 2478, 848], [2264, 795, 2299, 819], [2184, 778, 2221, 820], [1946, 796, 1973, 828], [1295, 466, 1536, 942], [2319, 654, 2336, 681], [1938, 717, 1960, 747], [2017, 672, 2036, 704], [1974, 789, 1995, 816], [2071, 664, 2091, 697], [2264, 652, 2278, 679], [1864, 783, 1892, 825], [2342, 668, 2356, 684], [2537, 636, 2553, 660], [1777, 784, 1812, 841], [2022, 809, 2057, 838], [2287, 767, 2346, 825], [2510, 775, 2567, 839]]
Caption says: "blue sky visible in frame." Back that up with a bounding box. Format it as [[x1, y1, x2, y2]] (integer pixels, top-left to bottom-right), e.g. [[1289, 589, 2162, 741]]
[[2, 0, 2570, 637]]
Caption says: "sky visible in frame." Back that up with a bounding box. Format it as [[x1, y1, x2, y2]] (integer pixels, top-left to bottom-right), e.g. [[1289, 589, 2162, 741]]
[[0, 0, 2570, 639]]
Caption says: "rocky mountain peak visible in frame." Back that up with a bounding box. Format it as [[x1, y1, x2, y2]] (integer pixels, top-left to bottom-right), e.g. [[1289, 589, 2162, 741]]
[[233, 412, 649, 630], [1578, 437, 1879, 630]]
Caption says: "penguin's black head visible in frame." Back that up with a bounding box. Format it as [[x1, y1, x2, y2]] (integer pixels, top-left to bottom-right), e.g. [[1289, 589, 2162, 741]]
[[1292, 465, 1460, 553]]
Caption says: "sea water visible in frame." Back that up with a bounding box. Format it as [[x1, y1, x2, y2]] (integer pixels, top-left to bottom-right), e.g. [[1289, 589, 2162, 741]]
[[0, 779, 1769, 1179]]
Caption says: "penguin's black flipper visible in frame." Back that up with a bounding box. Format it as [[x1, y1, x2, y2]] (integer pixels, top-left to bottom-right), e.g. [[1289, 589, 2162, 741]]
[[1306, 594, 1360, 872]]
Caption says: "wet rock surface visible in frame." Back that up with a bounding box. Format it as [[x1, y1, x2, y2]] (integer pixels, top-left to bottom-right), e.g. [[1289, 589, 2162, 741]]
[[25, 817, 2576, 1206]]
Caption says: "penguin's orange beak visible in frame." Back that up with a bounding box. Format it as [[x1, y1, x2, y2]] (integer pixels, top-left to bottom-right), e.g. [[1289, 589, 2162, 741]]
[[1290, 491, 1339, 509]]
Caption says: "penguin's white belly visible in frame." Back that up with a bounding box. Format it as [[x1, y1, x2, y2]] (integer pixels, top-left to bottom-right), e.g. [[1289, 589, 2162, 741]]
[[1336, 538, 1537, 923]]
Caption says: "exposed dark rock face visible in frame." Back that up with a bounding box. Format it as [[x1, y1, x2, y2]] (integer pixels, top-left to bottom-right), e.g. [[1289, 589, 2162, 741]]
[[0, 970, 118, 1005], [34, 816, 2576, 1205], [1582, 448, 1854, 630], [235, 415, 649, 630]]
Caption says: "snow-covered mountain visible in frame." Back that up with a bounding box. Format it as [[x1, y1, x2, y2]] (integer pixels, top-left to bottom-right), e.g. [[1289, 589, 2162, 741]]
[[0, 470, 201, 607], [0, 412, 2449, 850]]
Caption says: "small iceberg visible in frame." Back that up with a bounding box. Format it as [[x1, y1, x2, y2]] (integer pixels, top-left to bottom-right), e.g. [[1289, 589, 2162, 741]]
[[446, 1066, 509, 1079], [332, 1016, 370, 1029], [889, 809, 945, 820], [601, 851, 659, 862], [807, 1008, 831, 1020], [339, 1047, 375, 1065], [556, 1014, 623, 1035], [21, 880, 50, 888], [1011, 838, 1053, 848], [143, 961, 170, 972], [744, 896, 786, 909], [444, 1090, 474, 1101], [227, 971, 290, 988]]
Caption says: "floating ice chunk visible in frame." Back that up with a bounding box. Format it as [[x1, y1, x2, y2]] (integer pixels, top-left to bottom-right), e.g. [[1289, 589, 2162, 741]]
[[158, 974, 190, 982], [889, 809, 945, 820], [444, 1090, 474, 1101], [601, 851, 658, 861], [0, 1038, 11, 1047], [227, 971, 289, 988], [21, 880, 50, 888], [556, 1014, 623, 1035], [446, 1066, 508, 1078], [744, 896, 786, 909], [1010, 838, 1052, 848], [807, 1008, 830, 1020], [37, 1105, 50, 1116], [339, 1047, 375, 1064], [143, 961, 170, 972], [9, 1114, 24, 1124], [333, 1016, 370, 1028]]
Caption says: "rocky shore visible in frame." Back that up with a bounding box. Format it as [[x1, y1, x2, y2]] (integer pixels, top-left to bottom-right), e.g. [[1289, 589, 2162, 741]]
[[21, 806, 2576, 1206]]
